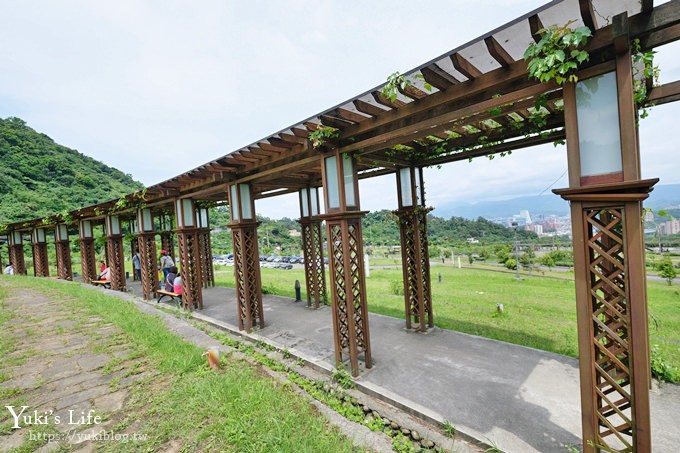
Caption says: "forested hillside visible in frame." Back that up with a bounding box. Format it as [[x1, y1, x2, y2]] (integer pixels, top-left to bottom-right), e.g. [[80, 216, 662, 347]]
[[0, 117, 144, 224]]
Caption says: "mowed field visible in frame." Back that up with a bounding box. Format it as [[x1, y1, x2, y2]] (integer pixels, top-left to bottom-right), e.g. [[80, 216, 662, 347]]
[[214, 263, 680, 379]]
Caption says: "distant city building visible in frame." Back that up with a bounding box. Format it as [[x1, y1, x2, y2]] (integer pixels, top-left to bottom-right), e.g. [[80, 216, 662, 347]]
[[659, 219, 680, 235], [519, 210, 532, 225], [531, 224, 543, 235]]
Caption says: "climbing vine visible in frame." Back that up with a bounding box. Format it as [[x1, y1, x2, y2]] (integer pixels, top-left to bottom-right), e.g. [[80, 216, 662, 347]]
[[524, 20, 592, 85], [309, 123, 340, 149], [632, 38, 660, 120]]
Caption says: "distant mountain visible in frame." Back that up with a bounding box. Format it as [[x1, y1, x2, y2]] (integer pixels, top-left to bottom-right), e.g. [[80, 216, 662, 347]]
[[0, 117, 144, 224], [433, 183, 680, 220]]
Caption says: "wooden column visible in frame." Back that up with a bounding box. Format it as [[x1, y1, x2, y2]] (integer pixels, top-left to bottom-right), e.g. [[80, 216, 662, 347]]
[[228, 183, 264, 331], [556, 18, 651, 451], [229, 221, 264, 330], [79, 221, 97, 283], [300, 219, 326, 308], [32, 228, 49, 277], [394, 207, 433, 332], [137, 233, 158, 300], [174, 199, 203, 311], [105, 216, 126, 291], [320, 149, 372, 377], [8, 231, 26, 275], [54, 224, 72, 280]]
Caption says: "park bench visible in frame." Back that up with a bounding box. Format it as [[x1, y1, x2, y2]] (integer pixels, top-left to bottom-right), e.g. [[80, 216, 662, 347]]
[[91, 279, 111, 289], [156, 289, 182, 309]]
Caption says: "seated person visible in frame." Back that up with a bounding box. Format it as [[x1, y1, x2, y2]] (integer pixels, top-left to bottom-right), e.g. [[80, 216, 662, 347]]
[[165, 266, 178, 292], [98, 266, 111, 281], [173, 275, 182, 295], [4, 263, 14, 275]]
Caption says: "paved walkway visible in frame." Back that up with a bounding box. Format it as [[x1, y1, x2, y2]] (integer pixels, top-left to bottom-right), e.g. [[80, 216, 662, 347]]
[[0, 282, 153, 452], [123, 280, 680, 453]]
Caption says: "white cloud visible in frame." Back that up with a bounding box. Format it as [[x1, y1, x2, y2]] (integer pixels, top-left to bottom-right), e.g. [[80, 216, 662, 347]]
[[1, 1, 679, 219]]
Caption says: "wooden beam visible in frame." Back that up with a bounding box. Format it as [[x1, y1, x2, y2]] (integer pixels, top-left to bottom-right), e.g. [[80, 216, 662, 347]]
[[647, 80, 680, 105], [267, 137, 296, 149], [372, 90, 406, 109], [420, 64, 460, 90], [279, 132, 306, 144], [579, 0, 596, 32], [353, 99, 389, 116], [319, 114, 354, 129], [291, 127, 310, 138], [484, 36, 515, 68], [528, 14, 544, 43], [257, 142, 288, 153], [398, 83, 429, 100], [333, 108, 372, 123], [450, 53, 483, 79]]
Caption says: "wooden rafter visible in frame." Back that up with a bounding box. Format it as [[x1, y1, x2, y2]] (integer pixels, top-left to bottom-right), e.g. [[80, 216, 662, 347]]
[[450, 53, 483, 79], [333, 108, 372, 123], [372, 90, 406, 109], [291, 127, 311, 138], [420, 64, 460, 90], [257, 142, 288, 153], [319, 114, 354, 129], [484, 36, 515, 67], [579, 0, 597, 32], [398, 82, 429, 100], [267, 137, 296, 149], [353, 99, 389, 116], [528, 14, 544, 43]]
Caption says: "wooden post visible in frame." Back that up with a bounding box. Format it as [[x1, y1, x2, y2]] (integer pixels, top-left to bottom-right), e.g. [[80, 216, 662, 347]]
[[8, 231, 26, 276], [174, 199, 203, 311], [105, 216, 126, 291], [556, 16, 652, 450], [137, 233, 158, 300], [300, 219, 326, 308], [32, 228, 49, 277]]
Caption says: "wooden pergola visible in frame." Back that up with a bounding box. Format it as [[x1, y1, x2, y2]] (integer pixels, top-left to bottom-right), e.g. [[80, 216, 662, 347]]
[[5, 1, 680, 451]]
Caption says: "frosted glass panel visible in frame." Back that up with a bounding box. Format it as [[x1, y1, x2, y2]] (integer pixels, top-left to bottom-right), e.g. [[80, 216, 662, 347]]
[[240, 185, 252, 219], [576, 72, 622, 177], [12, 231, 22, 245], [199, 209, 208, 228], [57, 224, 67, 241], [182, 200, 195, 227], [342, 154, 356, 207], [400, 168, 413, 207], [310, 187, 319, 216], [80, 221, 92, 239], [325, 156, 340, 209], [230, 185, 239, 221], [142, 209, 152, 231]]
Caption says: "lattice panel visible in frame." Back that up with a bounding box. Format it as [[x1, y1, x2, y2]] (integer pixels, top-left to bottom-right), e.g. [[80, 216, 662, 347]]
[[396, 209, 433, 331], [138, 233, 158, 300], [301, 220, 327, 308], [32, 243, 49, 277], [585, 208, 634, 453], [326, 217, 372, 377], [198, 231, 215, 288], [80, 239, 97, 282], [160, 232, 175, 262], [329, 223, 350, 351], [9, 245, 26, 275], [231, 224, 263, 332], [107, 236, 125, 291], [177, 231, 203, 310], [55, 241, 72, 280]]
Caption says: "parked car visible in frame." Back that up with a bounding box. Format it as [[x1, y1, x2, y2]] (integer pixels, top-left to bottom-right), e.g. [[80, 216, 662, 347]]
[[274, 263, 293, 270]]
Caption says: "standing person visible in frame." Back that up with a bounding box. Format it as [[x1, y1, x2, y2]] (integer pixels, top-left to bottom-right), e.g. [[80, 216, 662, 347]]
[[132, 252, 141, 281], [159, 250, 174, 280]]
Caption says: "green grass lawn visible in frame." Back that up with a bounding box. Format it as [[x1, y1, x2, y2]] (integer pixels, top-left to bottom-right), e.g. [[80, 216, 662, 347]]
[[214, 264, 680, 381]]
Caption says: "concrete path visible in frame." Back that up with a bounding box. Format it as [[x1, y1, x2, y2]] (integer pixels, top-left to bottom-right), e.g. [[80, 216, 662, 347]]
[[131, 281, 680, 453]]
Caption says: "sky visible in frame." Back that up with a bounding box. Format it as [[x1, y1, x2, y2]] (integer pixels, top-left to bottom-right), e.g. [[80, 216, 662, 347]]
[[1, 0, 679, 219]]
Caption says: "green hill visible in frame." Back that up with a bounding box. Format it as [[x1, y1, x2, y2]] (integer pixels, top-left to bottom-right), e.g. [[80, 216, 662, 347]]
[[0, 117, 144, 224]]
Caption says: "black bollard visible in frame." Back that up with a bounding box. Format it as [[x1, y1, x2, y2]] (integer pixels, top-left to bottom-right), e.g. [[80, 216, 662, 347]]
[[294, 280, 301, 301], [438, 272, 442, 283]]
